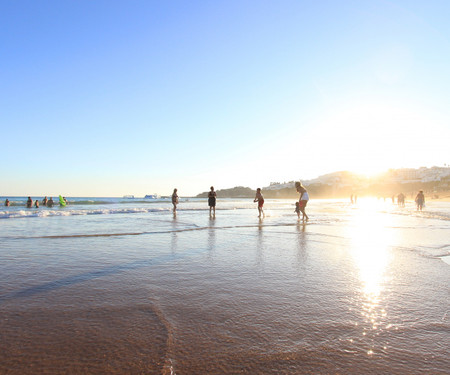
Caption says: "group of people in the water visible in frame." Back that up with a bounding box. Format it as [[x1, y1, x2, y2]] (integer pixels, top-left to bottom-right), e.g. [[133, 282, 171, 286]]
[[391, 191, 425, 210], [4, 187, 426, 214], [171, 182, 310, 221], [3, 196, 68, 208], [171, 186, 220, 217], [349, 190, 426, 211]]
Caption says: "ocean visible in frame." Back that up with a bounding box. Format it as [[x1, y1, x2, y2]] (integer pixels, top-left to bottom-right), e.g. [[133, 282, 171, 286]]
[[0, 197, 449, 374]]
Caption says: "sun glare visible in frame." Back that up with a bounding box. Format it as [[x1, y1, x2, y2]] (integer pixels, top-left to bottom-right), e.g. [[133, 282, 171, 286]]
[[348, 198, 393, 297], [299, 98, 436, 176], [346, 198, 395, 340]]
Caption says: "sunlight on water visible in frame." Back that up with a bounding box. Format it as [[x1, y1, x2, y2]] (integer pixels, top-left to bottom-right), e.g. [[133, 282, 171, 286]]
[[0, 198, 449, 373], [350, 198, 392, 296], [348, 198, 394, 354]]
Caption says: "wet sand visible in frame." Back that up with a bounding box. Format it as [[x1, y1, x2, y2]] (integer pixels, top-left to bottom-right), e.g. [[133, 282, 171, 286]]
[[0, 199, 449, 374]]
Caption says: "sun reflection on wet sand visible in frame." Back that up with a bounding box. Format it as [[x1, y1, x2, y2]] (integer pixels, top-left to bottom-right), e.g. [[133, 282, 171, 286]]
[[348, 198, 394, 354]]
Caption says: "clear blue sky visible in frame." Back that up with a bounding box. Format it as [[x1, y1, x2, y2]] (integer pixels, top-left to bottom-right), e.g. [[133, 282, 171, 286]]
[[1, 0, 449, 196]]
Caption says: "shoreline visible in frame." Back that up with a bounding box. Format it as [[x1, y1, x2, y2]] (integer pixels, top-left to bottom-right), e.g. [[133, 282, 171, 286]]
[[0, 198, 448, 373]]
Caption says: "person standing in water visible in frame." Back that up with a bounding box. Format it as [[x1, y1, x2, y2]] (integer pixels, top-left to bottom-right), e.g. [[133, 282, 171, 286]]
[[208, 186, 217, 217], [34, 200, 39, 208], [294, 202, 300, 219], [172, 188, 179, 213], [397, 192, 405, 207], [26, 197, 33, 208], [4, 199, 10, 206], [253, 188, 265, 218], [415, 190, 425, 211], [42, 196, 48, 206], [47, 197, 54, 207], [295, 181, 309, 221]]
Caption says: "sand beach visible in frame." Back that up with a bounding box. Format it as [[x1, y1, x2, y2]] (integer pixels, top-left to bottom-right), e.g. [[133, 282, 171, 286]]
[[0, 197, 449, 374]]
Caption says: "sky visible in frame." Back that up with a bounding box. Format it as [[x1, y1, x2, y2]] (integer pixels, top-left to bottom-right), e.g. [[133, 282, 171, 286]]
[[1, 0, 449, 197]]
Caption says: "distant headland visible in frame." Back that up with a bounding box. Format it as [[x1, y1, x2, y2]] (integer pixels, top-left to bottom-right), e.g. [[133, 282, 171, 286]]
[[196, 166, 450, 200]]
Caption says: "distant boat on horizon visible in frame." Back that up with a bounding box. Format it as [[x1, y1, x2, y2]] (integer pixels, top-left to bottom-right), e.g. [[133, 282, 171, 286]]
[[144, 194, 160, 199], [123, 195, 135, 199]]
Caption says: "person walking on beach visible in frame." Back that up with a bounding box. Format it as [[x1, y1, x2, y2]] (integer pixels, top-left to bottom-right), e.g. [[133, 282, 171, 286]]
[[172, 188, 179, 213], [47, 197, 54, 207], [254, 188, 265, 218], [26, 197, 32, 208], [4, 199, 10, 207], [415, 190, 425, 211], [295, 181, 309, 221], [208, 186, 217, 217]]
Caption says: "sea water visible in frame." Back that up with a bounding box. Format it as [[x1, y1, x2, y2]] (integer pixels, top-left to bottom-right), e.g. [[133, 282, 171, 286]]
[[0, 197, 449, 374]]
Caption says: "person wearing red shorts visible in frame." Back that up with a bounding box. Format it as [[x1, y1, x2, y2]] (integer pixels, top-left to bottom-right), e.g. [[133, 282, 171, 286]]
[[253, 188, 265, 218], [295, 181, 309, 221]]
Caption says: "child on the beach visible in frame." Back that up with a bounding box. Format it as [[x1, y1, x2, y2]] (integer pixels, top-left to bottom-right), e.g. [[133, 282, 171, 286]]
[[294, 202, 300, 219], [253, 188, 265, 218]]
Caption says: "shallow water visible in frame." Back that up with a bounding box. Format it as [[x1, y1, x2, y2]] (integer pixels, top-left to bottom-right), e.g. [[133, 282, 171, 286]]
[[0, 198, 449, 374]]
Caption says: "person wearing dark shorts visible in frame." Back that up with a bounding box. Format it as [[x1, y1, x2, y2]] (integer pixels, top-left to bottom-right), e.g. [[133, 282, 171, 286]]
[[208, 186, 217, 217]]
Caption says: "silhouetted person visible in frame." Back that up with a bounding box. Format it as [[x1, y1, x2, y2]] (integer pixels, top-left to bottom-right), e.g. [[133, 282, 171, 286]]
[[208, 186, 216, 217], [172, 189, 179, 213], [295, 201, 300, 219], [253, 188, 265, 218], [34, 200, 39, 208], [397, 193, 405, 207], [415, 190, 425, 211], [26, 197, 32, 208]]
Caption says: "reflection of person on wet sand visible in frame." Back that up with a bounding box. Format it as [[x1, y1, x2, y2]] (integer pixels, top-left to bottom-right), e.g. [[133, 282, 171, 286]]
[[172, 188, 179, 213], [295, 181, 309, 221], [415, 190, 425, 211], [208, 186, 216, 217], [253, 188, 265, 218]]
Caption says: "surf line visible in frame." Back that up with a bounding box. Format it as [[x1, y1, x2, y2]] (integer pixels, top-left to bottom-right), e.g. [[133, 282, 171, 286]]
[[15, 222, 306, 240]]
